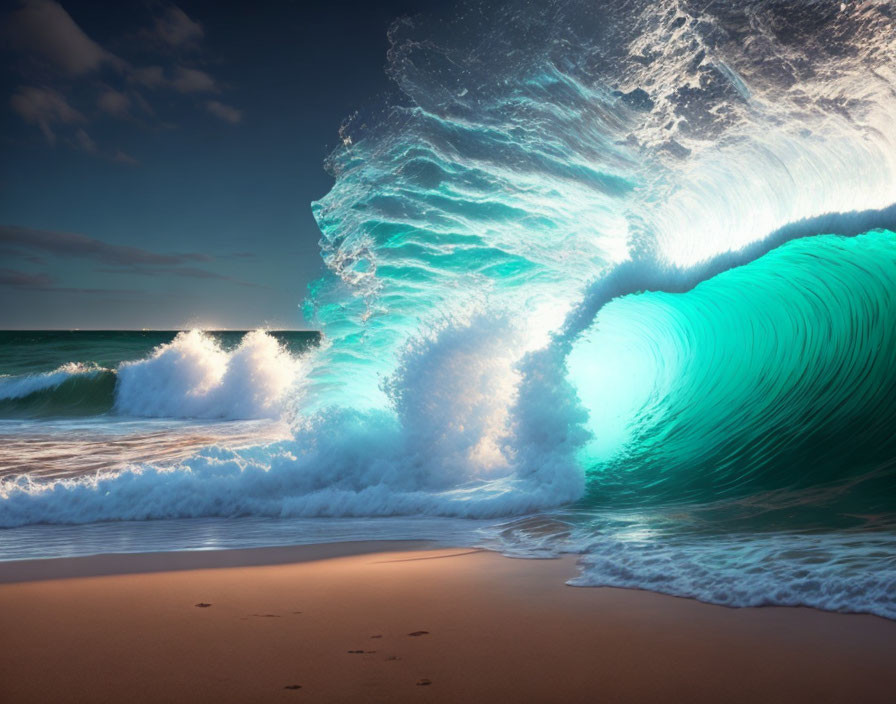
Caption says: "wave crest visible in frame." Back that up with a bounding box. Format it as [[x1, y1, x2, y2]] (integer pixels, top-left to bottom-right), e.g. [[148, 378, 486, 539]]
[[115, 330, 303, 420]]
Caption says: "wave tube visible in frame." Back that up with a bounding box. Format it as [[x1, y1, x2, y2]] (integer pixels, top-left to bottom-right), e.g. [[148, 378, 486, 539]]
[[570, 229, 896, 511]]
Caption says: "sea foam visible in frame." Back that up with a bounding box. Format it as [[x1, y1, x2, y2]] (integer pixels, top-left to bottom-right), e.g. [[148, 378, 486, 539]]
[[114, 330, 302, 420]]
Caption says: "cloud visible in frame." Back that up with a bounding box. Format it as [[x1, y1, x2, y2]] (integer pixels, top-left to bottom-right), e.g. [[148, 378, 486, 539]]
[[10, 86, 85, 143], [154, 6, 203, 47], [0, 268, 54, 289], [73, 127, 96, 153], [172, 66, 217, 93], [98, 89, 130, 116], [0, 226, 260, 287], [0, 225, 211, 270], [0, 266, 142, 295], [112, 149, 139, 165], [6, 0, 122, 75], [6, 4, 235, 154], [206, 100, 242, 124], [130, 65, 166, 89]]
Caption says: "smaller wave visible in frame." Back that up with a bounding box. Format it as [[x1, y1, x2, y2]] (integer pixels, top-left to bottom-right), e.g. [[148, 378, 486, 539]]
[[114, 330, 304, 420], [0, 364, 116, 418], [0, 363, 107, 400]]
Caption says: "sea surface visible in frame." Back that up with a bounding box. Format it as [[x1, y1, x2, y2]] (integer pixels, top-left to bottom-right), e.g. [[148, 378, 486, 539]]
[[2, 0, 896, 619]]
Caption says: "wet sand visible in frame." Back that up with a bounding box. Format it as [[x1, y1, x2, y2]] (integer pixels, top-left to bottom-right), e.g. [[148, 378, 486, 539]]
[[1, 542, 894, 703]]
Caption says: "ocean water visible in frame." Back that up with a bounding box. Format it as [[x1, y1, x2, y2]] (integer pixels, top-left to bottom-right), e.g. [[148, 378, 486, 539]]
[[2, 0, 896, 619], [0, 331, 318, 479]]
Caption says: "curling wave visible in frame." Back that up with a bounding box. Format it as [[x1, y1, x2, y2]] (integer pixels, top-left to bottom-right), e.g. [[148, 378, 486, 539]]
[[0, 364, 116, 418]]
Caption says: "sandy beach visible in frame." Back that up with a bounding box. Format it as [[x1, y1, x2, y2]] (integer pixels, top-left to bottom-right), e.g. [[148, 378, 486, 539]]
[[1, 541, 894, 703]]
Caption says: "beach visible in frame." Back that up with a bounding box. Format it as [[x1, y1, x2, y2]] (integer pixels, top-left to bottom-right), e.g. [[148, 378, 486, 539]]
[[1, 542, 894, 703]]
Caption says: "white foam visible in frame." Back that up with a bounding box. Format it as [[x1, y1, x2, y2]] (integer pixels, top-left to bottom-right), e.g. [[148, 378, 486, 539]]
[[0, 317, 586, 526], [114, 330, 303, 420], [568, 532, 896, 620]]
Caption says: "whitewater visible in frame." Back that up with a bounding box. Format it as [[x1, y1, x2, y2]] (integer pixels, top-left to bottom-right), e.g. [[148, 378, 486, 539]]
[[2, 0, 895, 618]]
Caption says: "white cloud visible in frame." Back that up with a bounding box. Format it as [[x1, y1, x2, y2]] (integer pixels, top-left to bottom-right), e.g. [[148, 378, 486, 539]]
[[154, 7, 204, 47], [7, 0, 122, 75], [10, 86, 85, 143], [98, 89, 130, 116], [172, 66, 216, 93], [206, 100, 242, 124]]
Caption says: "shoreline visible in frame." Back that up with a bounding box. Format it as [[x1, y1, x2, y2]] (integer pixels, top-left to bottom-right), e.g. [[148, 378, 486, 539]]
[[2, 542, 895, 703], [0, 539, 439, 583]]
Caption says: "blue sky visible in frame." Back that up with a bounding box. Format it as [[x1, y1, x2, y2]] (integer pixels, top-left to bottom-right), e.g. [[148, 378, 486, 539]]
[[1, 0, 440, 328]]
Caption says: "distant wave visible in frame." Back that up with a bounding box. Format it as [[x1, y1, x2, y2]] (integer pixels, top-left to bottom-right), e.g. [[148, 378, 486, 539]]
[[0, 362, 109, 400], [0, 363, 115, 417], [115, 330, 304, 420], [0, 331, 304, 421]]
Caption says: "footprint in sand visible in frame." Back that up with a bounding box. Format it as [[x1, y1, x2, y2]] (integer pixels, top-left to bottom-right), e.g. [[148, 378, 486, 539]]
[[407, 631, 429, 637]]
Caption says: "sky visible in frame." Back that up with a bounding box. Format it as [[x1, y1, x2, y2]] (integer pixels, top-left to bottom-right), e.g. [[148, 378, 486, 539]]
[[0, 0, 443, 329]]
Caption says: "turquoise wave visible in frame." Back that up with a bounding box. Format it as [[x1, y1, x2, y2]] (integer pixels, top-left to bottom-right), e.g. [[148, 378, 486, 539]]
[[572, 229, 896, 514]]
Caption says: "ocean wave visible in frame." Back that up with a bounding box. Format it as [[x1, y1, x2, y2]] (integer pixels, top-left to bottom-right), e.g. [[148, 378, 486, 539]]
[[0, 364, 116, 417], [0, 363, 108, 400], [0, 331, 305, 421], [570, 228, 896, 507], [114, 330, 304, 420], [568, 531, 896, 620]]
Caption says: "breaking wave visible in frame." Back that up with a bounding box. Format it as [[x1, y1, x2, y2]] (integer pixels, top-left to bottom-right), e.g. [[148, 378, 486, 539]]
[[0, 331, 303, 421]]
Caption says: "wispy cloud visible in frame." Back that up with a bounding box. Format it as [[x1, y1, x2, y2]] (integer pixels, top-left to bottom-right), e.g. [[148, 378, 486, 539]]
[[130, 65, 166, 89], [172, 66, 217, 93], [5, 3, 242, 156], [0, 225, 211, 270], [72, 127, 96, 153], [97, 89, 130, 117], [10, 86, 85, 144], [0, 267, 141, 295], [0, 226, 261, 288], [0, 268, 54, 289], [6, 0, 124, 75], [112, 149, 139, 166], [153, 6, 204, 47], [207, 100, 242, 124]]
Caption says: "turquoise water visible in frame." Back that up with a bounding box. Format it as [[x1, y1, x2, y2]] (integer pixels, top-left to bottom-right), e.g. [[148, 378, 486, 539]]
[[2, 0, 895, 618]]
